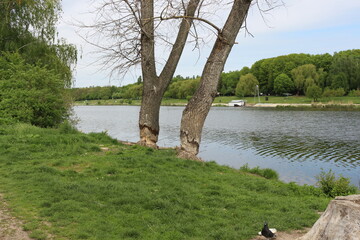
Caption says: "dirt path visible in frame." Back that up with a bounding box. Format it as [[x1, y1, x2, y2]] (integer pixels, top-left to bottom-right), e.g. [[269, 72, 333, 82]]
[[251, 228, 309, 240], [0, 195, 32, 240]]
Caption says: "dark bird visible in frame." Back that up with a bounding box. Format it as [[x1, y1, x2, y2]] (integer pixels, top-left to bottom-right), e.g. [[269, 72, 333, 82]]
[[261, 222, 276, 239]]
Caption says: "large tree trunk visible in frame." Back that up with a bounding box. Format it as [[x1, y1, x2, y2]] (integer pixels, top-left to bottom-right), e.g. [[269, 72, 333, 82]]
[[298, 194, 360, 240], [179, 0, 252, 158], [139, 0, 200, 147], [139, 0, 158, 147]]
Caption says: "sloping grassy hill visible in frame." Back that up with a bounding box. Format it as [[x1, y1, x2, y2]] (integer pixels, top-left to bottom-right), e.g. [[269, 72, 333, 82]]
[[0, 123, 329, 240]]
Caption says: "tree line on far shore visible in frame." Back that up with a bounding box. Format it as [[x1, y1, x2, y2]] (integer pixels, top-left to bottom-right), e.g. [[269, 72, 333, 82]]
[[72, 49, 360, 101]]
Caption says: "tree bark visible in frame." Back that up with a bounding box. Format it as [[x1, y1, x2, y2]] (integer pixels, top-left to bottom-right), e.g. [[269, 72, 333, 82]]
[[298, 194, 360, 240], [179, 0, 252, 158], [139, 0, 200, 147]]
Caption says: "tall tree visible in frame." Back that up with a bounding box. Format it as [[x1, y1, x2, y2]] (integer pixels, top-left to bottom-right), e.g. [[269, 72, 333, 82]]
[[139, 0, 201, 147], [273, 73, 294, 95], [0, 0, 77, 126], [178, 0, 253, 159], [328, 50, 360, 92], [0, 0, 77, 87], [84, 0, 280, 157], [83, 0, 201, 147], [291, 64, 319, 95], [235, 73, 259, 97]]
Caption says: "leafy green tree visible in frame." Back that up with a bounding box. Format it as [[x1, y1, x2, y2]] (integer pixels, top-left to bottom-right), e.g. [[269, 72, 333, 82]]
[[273, 73, 294, 95], [235, 73, 259, 97], [137, 76, 142, 84], [328, 50, 360, 92], [219, 68, 249, 96], [0, 0, 77, 87], [251, 53, 313, 94], [0, 53, 69, 127], [329, 72, 349, 91], [0, 0, 77, 127], [291, 64, 319, 95], [123, 84, 143, 99], [165, 78, 200, 99], [311, 53, 333, 72], [306, 85, 322, 102]]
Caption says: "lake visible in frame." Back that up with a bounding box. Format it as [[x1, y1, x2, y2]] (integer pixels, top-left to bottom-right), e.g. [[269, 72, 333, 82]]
[[73, 106, 360, 186]]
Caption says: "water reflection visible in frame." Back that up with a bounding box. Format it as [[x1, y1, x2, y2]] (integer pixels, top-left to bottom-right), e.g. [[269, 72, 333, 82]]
[[73, 106, 360, 185]]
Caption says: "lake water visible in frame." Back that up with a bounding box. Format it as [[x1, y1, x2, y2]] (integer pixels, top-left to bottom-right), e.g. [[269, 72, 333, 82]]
[[73, 106, 360, 186]]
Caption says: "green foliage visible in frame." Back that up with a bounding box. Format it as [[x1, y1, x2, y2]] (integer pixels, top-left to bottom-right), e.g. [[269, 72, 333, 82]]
[[0, 123, 330, 240], [306, 85, 322, 102], [0, 0, 61, 44], [273, 73, 294, 94], [240, 164, 279, 180], [291, 64, 319, 95], [348, 89, 360, 97], [316, 170, 358, 198], [0, 52, 70, 127], [329, 72, 349, 92], [322, 87, 346, 97], [251, 53, 327, 94], [235, 73, 259, 97], [219, 69, 249, 96], [329, 50, 360, 91], [0, 0, 77, 87], [164, 78, 200, 99]]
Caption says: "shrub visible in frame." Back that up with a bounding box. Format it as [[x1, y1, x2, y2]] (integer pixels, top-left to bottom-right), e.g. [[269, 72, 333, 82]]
[[348, 89, 360, 97], [315, 170, 358, 198], [306, 84, 322, 102], [322, 87, 346, 97], [0, 53, 70, 128], [240, 164, 279, 180]]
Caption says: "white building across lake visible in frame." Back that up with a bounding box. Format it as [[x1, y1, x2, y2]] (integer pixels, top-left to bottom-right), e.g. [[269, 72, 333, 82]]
[[228, 100, 245, 107]]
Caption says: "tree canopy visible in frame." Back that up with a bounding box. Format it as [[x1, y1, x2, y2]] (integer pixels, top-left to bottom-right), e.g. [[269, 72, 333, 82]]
[[0, 0, 77, 127]]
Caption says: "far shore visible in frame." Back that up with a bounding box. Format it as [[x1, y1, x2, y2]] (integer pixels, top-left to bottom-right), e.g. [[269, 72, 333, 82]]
[[74, 98, 360, 110]]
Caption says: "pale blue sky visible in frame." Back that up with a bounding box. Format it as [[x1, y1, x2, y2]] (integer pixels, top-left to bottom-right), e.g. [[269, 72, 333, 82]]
[[58, 0, 360, 88]]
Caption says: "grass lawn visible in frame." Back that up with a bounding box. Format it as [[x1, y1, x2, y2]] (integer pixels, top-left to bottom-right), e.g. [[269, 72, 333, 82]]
[[0, 123, 330, 239]]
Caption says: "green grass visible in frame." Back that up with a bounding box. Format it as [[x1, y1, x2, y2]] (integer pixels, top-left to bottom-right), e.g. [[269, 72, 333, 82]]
[[0, 123, 330, 239]]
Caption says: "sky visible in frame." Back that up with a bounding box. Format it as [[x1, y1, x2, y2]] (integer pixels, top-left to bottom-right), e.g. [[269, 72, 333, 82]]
[[58, 0, 360, 88]]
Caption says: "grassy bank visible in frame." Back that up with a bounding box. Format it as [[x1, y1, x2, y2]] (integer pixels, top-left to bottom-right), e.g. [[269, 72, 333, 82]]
[[0, 123, 330, 240], [75, 95, 360, 108]]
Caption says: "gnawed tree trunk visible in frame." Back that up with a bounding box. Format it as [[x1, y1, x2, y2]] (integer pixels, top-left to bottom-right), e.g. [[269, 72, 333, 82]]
[[139, 0, 200, 147], [178, 0, 252, 158], [298, 194, 360, 240]]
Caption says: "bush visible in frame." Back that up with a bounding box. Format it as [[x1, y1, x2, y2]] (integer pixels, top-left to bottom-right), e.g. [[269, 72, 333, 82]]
[[240, 164, 279, 180], [322, 87, 345, 97], [348, 89, 360, 97], [315, 170, 358, 198], [306, 84, 322, 102], [0, 53, 70, 128]]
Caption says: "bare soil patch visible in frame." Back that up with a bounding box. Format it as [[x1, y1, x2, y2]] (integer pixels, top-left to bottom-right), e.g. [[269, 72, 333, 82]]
[[251, 228, 310, 240], [0, 195, 32, 240]]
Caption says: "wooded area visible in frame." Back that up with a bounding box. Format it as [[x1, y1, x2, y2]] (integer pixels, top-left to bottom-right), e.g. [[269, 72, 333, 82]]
[[71, 49, 360, 101]]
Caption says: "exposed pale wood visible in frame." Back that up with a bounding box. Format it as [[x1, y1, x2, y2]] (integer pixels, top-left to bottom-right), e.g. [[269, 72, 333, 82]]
[[298, 195, 360, 240]]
